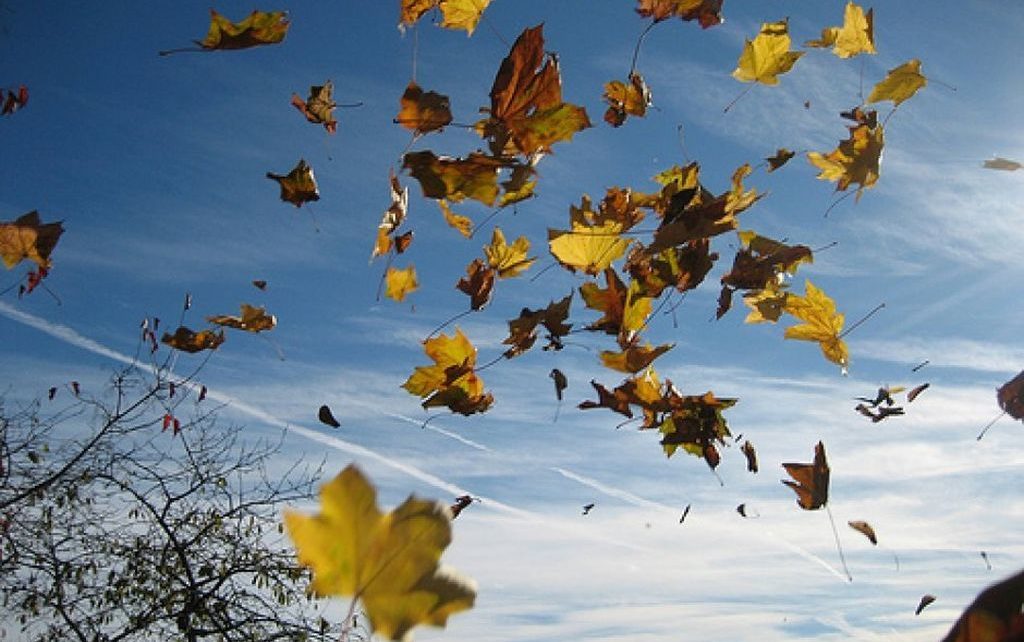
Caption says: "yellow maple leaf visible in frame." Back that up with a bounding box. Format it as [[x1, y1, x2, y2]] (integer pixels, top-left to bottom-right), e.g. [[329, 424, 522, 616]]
[[807, 119, 884, 199], [600, 343, 674, 374], [868, 59, 927, 106], [439, 0, 492, 35], [732, 20, 804, 86], [548, 221, 631, 276], [385, 265, 419, 302], [402, 329, 493, 415], [206, 304, 276, 333], [742, 282, 789, 324], [783, 280, 848, 369], [804, 2, 875, 59], [0, 211, 64, 269], [484, 227, 534, 278], [284, 465, 476, 642], [438, 200, 472, 237]]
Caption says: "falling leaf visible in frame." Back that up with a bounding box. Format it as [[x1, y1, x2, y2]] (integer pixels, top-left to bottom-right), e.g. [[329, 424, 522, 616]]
[[318, 404, 341, 428], [284, 465, 476, 641], [582, 503, 595, 515], [857, 385, 904, 407], [579, 269, 649, 339], [808, 111, 884, 200], [741, 440, 758, 473], [373, 170, 409, 259], [736, 503, 749, 517], [456, 259, 495, 310], [658, 391, 736, 468], [783, 280, 848, 370], [603, 72, 652, 127], [626, 241, 717, 298], [291, 80, 338, 133], [635, 0, 724, 27], [997, 371, 1024, 421], [742, 282, 790, 323], [907, 383, 930, 402], [161, 326, 225, 353], [548, 221, 631, 276], [599, 343, 674, 374], [70, 381, 80, 396], [252, 279, 268, 290], [437, 200, 472, 238], [868, 59, 927, 106], [403, 151, 502, 205], [848, 520, 877, 545], [437, 0, 493, 34], [477, 25, 591, 157], [765, 148, 796, 172], [1, 85, 28, 115], [942, 570, 1024, 641], [266, 159, 320, 207], [781, 441, 829, 510], [680, 504, 691, 524], [195, 10, 289, 51], [207, 304, 276, 333], [0, 211, 64, 269], [983, 157, 1022, 171], [502, 294, 573, 356], [449, 495, 475, 519], [484, 228, 535, 278], [732, 20, 804, 86], [718, 230, 812, 318], [550, 368, 568, 401], [396, 81, 453, 135], [198, 385, 208, 402], [402, 328, 493, 416], [804, 2, 876, 58], [48, 386, 57, 400], [385, 266, 419, 302], [917, 594, 937, 615]]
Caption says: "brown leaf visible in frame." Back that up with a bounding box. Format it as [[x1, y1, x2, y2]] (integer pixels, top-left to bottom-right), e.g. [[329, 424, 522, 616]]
[[906, 383, 930, 403], [161, 326, 226, 353], [550, 368, 568, 401], [916, 594, 936, 616], [781, 441, 829, 510], [0, 211, 65, 269], [266, 159, 320, 207], [998, 371, 1024, 421], [456, 259, 496, 311], [636, 0, 724, 27], [318, 404, 341, 428], [603, 72, 651, 127], [291, 80, 338, 133], [397, 81, 453, 135], [741, 440, 758, 473], [848, 520, 877, 545]]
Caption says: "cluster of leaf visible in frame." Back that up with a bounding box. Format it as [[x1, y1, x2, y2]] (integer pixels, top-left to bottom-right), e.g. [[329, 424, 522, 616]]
[[161, 303, 276, 354]]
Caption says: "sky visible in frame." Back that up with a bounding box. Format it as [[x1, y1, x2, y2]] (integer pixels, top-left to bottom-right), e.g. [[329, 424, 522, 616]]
[[2, 1, 1024, 640]]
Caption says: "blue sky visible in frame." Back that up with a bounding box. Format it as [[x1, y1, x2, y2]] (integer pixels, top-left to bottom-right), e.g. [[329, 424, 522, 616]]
[[2, 1, 1024, 640]]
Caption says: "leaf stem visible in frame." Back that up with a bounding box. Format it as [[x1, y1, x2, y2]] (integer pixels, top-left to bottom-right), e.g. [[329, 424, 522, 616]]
[[977, 410, 1006, 441], [838, 302, 884, 339], [629, 21, 657, 75]]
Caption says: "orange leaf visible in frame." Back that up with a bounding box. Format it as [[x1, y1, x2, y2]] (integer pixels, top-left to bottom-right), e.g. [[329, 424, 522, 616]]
[[0, 211, 64, 269], [161, 326, 226, 353], [396, 81, 452, 135]]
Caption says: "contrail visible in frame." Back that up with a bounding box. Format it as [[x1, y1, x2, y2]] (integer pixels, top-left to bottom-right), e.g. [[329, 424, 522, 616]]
[[0, 302, 654, 553], [550, 466, 676, 515]]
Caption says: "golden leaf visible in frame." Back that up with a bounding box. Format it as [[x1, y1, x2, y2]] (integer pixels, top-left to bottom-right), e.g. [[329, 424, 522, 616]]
[[439, 0, 493, 35], [397, 81, 453, 135], [402, 329, 493, 415], [0, 211, 64, 269], [783, 280, 848, 369], [385, 266, 419, 302], [868, 59, 927, 106], [484, 227, 535, 278], [438, 200, 472, 237], [197, 10, 289, 50], [284, 465, 476, 642], [732, 20, 804, 86], [207, 304, 276, 333], [600, 343, 674, 374], [403, 151, 502, 205], [603, 72, 652, 127], [804, 2, 875, 59], [807, 115, 884, 199]]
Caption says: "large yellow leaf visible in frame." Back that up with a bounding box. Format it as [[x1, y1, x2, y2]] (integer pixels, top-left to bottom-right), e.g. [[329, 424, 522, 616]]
[[868, 59, 927, 106], [439, 0, 492, 35], [732, 20, 804, 86], [484, 227, 534, 278], [783, 280, 848, 369], [548, 221, 631, 276], [804, 2, 875, 59], [0, 211, 64, 269], [385, 266, 419, 302], [284, 465, 476, 642], [196, 10, 289, 51]]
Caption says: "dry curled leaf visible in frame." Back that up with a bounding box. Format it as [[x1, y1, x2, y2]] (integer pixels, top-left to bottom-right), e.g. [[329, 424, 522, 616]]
[[456, 258, 495, 311], [741, 440, 758, 473], [983, 157, 1022, 171], [291, 80, 338, 133], [917, 594, 937, 616], [266, 159, 320, 207], [318, 404, 341, 428], [396, 81, 453, 135], [1, 85, 28, 115], [160, 326, 226, 353], [195, 10, 289, 51], [373, 171, 409, 259], [781, 441, 829, 510], [284, 465, 476, 641], [635, 0, 724, 27], [403, 151, 502, 206], [603, 72, 652, 127], [848, 520, 877, 545], [207, 304, 276, 333], [550, 368, 568, 401]]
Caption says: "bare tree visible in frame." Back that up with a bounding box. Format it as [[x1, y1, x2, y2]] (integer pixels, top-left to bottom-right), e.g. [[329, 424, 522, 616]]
[[0, 358, 337, 642]]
